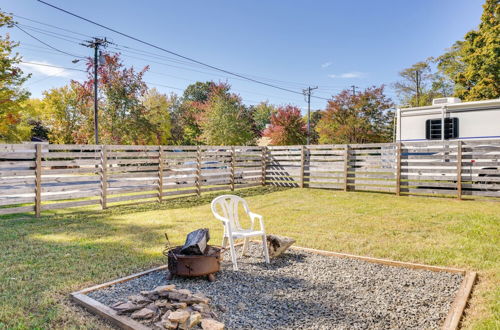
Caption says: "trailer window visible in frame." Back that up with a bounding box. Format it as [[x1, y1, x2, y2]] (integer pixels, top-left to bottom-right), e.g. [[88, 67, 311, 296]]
[[425, 118, 459, 140]]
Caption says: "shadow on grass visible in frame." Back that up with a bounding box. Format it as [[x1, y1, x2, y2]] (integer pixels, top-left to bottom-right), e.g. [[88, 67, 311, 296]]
[[0, 186, 288, 223], [0, 186, 290, 328]]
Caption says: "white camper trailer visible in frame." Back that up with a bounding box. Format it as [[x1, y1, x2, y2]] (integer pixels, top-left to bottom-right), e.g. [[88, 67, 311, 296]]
[[396, 98, 500, 142], [394, 98, 500, 192]]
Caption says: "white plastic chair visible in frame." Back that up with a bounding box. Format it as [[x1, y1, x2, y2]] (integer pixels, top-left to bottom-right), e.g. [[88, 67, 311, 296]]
[[211, 195, 270, 270]]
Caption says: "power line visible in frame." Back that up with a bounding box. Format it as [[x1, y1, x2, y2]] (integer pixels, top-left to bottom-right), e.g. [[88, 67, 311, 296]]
[[16, 23, 86, 43], [15, 20, 313, 95], [15, 24, 85, 59], [14, 12, 333, 100], [36, 0, 310, 97], [12, 13, 92, 38]]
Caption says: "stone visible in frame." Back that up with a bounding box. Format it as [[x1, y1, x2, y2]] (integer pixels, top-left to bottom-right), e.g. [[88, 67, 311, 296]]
[[154, 285, 176, 296], [161, 310, 172, 321], [141, 290, 159, 300], [201, 318, 225, 330], [146, 303, 160, 314], [192, 303, 210, 313], [237, 302, 246, 311], [131, 307, 156, 319], [128, 294, 152, 305], [181, 293, 211, 305], [155, 300, 173, 309], [168, 291, 189, 301], [176, 289, 192, 295], [215, 304, 227, 313], [158, 319, 178, 329], [111, 301, 142, 314], [188, 312, 202, 328], [168, 310, 190, 323], [172, 302, 187, 309], [266, 234, 296, 258]]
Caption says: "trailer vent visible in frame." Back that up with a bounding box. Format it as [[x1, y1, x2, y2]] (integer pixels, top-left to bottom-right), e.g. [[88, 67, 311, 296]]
[[425, 118, 459, 140], [432, 97, 461, 105]]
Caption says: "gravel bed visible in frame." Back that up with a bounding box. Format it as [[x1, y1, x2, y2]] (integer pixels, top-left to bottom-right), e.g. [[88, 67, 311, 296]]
[[88, 244, 462, 329]]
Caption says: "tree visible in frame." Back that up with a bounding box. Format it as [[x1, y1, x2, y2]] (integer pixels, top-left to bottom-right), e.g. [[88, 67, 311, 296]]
[[436, 0, 499, 100], [263, 105, 307, 145], [73, 53, 151, 144], [183, 81, 219, 102], [197, 83, 255, 145], [303, 110, 323, 144], [172, 81, 220, 145], [142, 88, 172, 145], [393, 60, 452, 107], [35, 83, 81, 144], [252, 101, 275, 133], [316, 86, 394, 144], [0, 11, 32, 142]]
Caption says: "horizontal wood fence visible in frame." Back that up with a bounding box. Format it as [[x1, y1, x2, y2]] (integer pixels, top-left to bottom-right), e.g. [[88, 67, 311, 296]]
[[1, 140, 499, 217], [0, 144, 264, 216], [265, 140, 500, 199]]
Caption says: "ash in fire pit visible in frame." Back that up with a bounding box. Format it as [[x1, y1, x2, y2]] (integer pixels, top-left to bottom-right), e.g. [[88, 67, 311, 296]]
[[164, 229, 223, 282]]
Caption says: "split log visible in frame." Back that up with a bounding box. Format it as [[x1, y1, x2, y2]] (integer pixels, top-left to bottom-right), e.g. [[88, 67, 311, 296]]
[[266, 234, 296, 258]]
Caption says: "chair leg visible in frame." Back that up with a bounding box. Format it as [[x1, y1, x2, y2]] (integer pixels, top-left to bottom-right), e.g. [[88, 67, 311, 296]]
[[228, 235, 238, 271], [241, 237, 250, 257], [221, 236, 228, 248], [262, 234, 270, 264]]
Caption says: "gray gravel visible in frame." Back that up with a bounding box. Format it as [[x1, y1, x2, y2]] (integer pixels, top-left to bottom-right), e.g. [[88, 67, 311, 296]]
[[88, 244, 462, 329]]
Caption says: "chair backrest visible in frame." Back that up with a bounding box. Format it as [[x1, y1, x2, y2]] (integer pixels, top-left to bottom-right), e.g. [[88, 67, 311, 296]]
[[211, 195, 250, 231]]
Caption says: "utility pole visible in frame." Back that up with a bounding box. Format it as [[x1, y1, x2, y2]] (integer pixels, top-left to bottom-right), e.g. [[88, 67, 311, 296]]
[[415, 71, 420, 106], [351, 85, 357, 97], [303, 86, 318, 145], [81, 37, 110, 144]]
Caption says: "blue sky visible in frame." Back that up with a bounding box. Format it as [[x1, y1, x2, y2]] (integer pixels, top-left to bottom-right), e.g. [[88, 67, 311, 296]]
[[5, 0, 485, 112]]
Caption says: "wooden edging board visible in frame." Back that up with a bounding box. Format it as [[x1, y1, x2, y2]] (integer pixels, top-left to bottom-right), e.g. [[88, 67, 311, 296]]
[[70, 265, 167, 330], [71, 246, 475, 330]]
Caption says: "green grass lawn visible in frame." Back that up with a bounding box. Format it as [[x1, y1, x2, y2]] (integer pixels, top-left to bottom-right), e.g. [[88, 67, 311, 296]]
[[0, 187, 499, 329]]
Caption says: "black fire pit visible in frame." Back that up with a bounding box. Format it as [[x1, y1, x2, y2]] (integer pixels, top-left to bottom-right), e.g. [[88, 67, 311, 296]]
[[165, 245, 223, 282]]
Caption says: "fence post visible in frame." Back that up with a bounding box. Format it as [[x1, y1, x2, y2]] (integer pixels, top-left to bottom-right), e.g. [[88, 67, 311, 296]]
[[196, 146, 201, 196], [457, 141, 462, 200], [396, 142, 402, 196], [261, 146, 267, 186], [230, 146, 235, 191], [100, 145, 108, 209], [35, 144, 42, 217], [343, 145, 350, 192], [158, 147, 164, 203], [300, 145, 305, 188]]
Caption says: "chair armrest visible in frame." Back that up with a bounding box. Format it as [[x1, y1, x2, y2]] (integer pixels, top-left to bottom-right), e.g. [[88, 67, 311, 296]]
[[213, 214, 229, 225], [248, 211, 265, 231]]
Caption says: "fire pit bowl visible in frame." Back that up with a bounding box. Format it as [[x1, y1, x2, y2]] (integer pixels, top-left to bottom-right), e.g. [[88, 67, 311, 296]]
[[166, 245, 223, 282]]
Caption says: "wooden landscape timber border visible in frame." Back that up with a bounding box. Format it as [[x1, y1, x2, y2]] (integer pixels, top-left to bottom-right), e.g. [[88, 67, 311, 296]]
[[1, 139, 499, 217], [70, 244, 476, 330]]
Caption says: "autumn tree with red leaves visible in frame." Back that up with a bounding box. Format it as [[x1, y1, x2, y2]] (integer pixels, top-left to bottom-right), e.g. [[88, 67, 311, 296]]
[[0, 11, 32, 142], [263, 105, 307, 145], [316, 86, 394, 144]]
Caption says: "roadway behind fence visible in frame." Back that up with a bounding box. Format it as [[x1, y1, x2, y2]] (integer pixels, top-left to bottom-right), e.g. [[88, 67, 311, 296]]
[[1, 140, 499, 217]]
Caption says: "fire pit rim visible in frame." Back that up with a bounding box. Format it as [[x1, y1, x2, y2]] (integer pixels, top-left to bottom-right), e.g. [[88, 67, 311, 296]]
[[165, 245, 226, 258]]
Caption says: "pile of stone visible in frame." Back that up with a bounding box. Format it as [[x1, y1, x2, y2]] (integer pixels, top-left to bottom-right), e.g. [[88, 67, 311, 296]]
[[111, 284, 224, 330]]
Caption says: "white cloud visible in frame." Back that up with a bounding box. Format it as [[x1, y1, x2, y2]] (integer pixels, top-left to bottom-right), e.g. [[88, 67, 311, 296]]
[[321, 61, 332, 68], [328, 71, 365, 79], [20, 61, 72, 77]]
